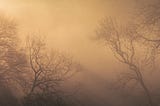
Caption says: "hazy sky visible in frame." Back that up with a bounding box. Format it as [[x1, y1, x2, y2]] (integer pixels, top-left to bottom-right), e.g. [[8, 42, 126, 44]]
[[0, 0, 138, 81], [1, 1, 159, 106], [0, 0, 151, 104]]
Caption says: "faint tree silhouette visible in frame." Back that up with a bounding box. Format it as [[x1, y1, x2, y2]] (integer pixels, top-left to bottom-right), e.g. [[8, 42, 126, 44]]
[[0, 14, 27, 84], [96, 18, 155, 106], [0, 13, 80, 106], [22, 34, 79, 106], [136, 0, 160, 69], [0, 13, 28, 106]]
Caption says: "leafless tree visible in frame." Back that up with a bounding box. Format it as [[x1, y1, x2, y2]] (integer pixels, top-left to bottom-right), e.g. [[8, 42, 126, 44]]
[[96, 18, 155, 106], [0, 14, 80, 105], [0, 14, 27, 85], [23, 34, 78, 99], [0, 13, 29, 106], [131, 0, 160, 74]]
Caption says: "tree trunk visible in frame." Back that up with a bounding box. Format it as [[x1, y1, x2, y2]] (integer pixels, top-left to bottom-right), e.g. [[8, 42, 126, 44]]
[[139, 79, 154, 106], [129, 64, 154, 106]]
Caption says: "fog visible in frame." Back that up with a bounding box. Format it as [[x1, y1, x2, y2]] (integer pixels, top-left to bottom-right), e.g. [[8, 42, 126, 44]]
[[0, 0, 126, 82], [0, 0, 159, 106]]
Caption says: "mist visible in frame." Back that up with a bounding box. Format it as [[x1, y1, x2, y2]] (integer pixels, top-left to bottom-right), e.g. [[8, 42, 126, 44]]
[[0, 0, 159, 106]]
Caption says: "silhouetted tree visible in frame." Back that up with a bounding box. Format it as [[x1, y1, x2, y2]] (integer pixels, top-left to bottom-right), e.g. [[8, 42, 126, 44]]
[[136, 0, 160, 68], [0, 14, 27, 84], [96, 18, 155, 106], [0, 13, 28, 106], [21, 35, 78, 106]]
